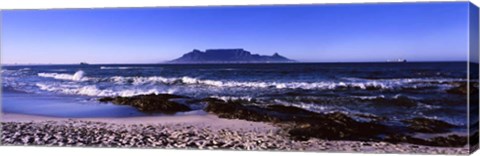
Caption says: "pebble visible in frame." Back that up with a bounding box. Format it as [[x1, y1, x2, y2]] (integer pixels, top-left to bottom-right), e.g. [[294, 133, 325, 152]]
[[0, 121, 469, 155]]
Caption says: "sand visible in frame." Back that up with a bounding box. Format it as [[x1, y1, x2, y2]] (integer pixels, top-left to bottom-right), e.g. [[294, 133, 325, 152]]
[[1, 113, 277, 131], [0, 112, 470, 154]]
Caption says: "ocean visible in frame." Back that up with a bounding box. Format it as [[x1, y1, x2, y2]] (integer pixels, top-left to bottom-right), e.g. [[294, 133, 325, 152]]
[[1, 62, 469, 132]]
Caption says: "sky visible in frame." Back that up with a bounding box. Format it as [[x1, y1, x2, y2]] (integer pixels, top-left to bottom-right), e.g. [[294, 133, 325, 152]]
[[0, 2, 471, 64]]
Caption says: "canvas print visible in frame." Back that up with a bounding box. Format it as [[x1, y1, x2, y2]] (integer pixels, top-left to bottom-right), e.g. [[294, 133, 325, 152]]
[[1, 2, 479, 155]]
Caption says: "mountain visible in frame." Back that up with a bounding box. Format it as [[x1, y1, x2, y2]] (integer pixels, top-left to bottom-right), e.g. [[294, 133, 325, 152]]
[[169, 49, 295, 63]]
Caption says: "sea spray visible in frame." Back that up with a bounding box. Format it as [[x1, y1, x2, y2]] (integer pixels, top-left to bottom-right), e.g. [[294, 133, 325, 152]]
[[72, 70, 85, 81], [38, 70, 88, 81]]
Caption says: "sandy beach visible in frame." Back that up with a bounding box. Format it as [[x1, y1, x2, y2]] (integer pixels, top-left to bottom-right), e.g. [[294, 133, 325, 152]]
[[0, 113, 469, 154], [1, 113, 277, 131]]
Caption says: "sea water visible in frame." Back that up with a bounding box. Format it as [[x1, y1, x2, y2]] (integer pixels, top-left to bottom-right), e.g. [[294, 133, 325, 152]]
[[1, 62, 469, 131]]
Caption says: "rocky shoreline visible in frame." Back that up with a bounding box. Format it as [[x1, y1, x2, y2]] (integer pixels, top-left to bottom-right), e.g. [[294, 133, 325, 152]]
[[98, 94, 469, 148], [1, 91, 471, 154], [0, 120, 468, 154]]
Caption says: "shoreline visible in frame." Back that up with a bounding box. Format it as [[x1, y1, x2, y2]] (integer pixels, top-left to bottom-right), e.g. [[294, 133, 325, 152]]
[[1, 113, 277, 131], [0, 112, 469, 154]]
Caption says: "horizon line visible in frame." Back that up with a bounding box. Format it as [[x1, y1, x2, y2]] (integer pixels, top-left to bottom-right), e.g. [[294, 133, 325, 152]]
[[0, 60, 472, 66]]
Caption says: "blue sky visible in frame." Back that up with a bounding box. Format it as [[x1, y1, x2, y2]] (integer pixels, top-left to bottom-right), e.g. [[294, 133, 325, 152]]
[[1, 2, 470, 64]]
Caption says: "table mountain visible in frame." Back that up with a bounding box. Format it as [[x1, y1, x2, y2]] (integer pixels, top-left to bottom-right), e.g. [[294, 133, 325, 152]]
[[169, 49, 295, 63]]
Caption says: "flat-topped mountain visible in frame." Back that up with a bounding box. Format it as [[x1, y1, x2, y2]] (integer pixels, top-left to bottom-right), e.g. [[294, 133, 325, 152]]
[[169, 49, 295, 63]]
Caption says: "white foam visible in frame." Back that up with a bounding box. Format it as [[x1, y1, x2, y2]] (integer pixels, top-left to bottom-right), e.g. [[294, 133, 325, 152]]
[[271, 99, 348, 114], [353, 95, 386, 100], [72, 70, 85, 81], [35, 83, 176, 97], [38, 70, 88, 81], [104, 75, 467, 91], [100, 66, 154, 70], [1, 69, 17, 74], [30, 73, 470, 97], [210, 95, 254, 102]]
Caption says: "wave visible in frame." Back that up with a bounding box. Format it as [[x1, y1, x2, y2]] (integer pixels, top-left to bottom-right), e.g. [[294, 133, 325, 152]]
[[1, 69, 10, 73], [100, 66, 154, 70], [32, 70, 466, 91], [209, 95, 254, 102], [38, 70, 88, 81], [49, 69, 68, 72], [271, 99, 352, 114], [342, 77, 465, 84], [107, 76, 396, 90], [352, 95, 386, 100], [202, 95, 352, 114], [35, 83, 176, 97], [27, 72, 468, 97], [108, 76, 466, 91]]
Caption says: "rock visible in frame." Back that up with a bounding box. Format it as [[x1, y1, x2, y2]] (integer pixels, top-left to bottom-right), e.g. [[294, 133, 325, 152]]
[[98, 97, 114, 103], [203, 99, 389, 142], [204, 100, 332, 123], [98, 94, 191, 113], [446, 82, 478, 95], [203, 99, 279, 122], [265, 105, 318, 116], [354, 114, 388, 122], [446, 83, 468, 95], [287, 112, 388, 141], [428, 135, 467, 147], [370, 95, 418, 107], [401, 118, 455, 133], [384, 134, 429, 145], [385, 134, 467, 147]]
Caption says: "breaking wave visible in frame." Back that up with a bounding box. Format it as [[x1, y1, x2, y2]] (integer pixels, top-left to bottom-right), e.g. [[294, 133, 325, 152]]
[[107, 76, 462, 90], [4, 69, 466, 98], [38, 70, 88, 81], [209, 95, 255, 102], [100, 66, 154, 70], [35, 83, 176, 97]]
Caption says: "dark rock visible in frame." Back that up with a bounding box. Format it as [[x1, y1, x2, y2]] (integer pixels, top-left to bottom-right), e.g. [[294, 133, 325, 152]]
[[98, 94, 191, 113], [385, 134, 429, 145], [203, 100, 279, 122], [385, 134, 467, 147], [202, 98, 463, 146], [446, 82, 478, 95], [287, 112, 388, 141], [365, 85, 383, 90], [203, 99, 389, 141], [265, 105, 318, 116], [472, 82, 480, 94], [429, 135, 468, 147], [447, 83, 467, 95], [200, 97, 225, 103], [470, 131, 479, 146], [354, 113, 388, 122], [204, 100, 336, 123], [402, 117, 455, 133], [370, 95, 418, 107], [98, 97, 114, 103]]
